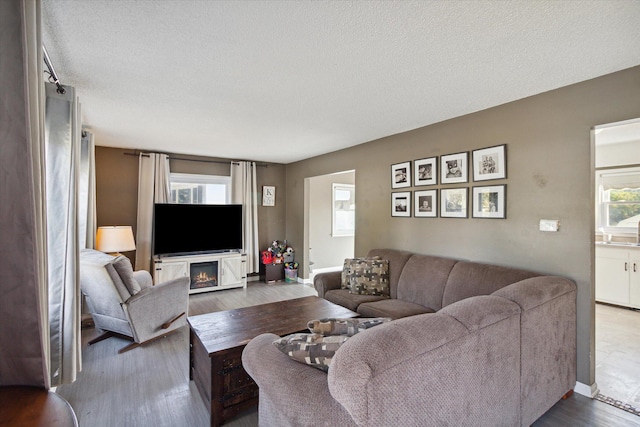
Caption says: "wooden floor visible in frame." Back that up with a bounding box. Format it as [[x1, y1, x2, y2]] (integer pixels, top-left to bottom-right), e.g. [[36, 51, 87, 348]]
[[56, 281, 640, 427], [596, 302, 640, 407]]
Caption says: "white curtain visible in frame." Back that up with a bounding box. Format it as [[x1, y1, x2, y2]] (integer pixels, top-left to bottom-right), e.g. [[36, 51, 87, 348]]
[[231, 161, 259, 273], [0, 0, 50, 387], [45, 81, 82, 386], [78, 131, 96, 249], [135, 153, 171, 272]]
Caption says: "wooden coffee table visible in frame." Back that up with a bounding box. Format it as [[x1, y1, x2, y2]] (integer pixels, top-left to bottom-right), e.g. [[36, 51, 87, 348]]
[[188, 296, 358, 427]]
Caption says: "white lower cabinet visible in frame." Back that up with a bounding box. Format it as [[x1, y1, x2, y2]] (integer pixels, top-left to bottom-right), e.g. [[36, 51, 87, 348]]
[[153, 251, 247, 294], [596, 245, 640, 308]]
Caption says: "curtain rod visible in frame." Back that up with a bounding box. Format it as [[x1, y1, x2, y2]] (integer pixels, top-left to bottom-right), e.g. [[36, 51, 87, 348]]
[[43, 45, 65, 95], [123, 151, 268, 167]]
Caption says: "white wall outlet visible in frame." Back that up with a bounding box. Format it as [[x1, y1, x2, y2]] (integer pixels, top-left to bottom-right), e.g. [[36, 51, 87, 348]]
[[539, 219, 559, 232]]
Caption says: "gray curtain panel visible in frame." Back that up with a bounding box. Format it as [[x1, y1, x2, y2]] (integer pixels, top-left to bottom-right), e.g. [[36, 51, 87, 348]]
[[45, 82, 82, 386], [0, 0, 49, 387]]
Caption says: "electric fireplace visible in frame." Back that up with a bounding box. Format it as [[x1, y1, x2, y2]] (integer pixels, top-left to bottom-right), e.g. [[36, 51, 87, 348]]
[[190, 261, 219, 291]]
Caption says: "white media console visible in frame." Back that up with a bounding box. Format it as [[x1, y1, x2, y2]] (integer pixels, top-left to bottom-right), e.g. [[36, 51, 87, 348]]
[[153, 251, 247, 294]]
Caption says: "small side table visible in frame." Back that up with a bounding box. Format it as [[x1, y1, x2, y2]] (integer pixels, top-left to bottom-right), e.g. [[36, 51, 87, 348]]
[[260, 263, 284, 283], [0, 386, 78, 427]]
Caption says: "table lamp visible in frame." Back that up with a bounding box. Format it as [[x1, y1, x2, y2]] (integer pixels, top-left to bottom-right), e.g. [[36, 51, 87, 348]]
[[96, 226, 136, 256]]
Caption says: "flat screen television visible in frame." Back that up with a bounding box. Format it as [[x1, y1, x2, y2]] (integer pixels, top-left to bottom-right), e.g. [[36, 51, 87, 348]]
[[153, 203, 243, 256]]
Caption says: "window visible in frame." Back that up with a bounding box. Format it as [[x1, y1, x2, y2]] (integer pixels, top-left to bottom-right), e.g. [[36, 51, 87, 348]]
[[170, 173, 231, 204], [332, 184, 355, 236], [596, 167, 640, 233]]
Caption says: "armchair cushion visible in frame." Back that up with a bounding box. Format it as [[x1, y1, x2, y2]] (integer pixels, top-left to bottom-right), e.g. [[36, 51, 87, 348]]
[[132, 270, 153, 290], [113, 256, 141, 295]]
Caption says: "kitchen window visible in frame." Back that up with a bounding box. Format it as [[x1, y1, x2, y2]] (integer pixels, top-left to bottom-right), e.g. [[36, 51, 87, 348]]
[[596, 167, 640, 233]]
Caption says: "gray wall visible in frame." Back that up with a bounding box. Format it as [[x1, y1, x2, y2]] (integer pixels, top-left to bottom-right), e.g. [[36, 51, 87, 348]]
[[285, 66, 640, 388]]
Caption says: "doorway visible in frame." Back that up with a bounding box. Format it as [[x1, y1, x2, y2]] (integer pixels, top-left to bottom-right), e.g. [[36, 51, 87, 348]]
[[303, 170, 355, 283], [594, 118, 640, 407]]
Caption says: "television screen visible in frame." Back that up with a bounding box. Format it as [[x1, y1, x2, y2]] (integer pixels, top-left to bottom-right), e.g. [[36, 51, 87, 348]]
[[153, 204, 243, 255]]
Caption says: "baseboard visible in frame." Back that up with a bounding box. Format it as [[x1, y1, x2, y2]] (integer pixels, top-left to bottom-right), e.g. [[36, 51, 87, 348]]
[[574, 381, 599, 398]]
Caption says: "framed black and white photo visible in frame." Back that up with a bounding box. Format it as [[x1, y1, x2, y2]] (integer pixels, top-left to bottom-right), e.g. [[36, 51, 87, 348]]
[[391, 161, 411, 188], [472, 145, 506, 181], [472, 185, 506, 219], [414, 190, 437, 218], [440, 188, 468, 218], [392, 191, 411, 217], [414, 157, 437, 186], [440, 152, 468, 184]]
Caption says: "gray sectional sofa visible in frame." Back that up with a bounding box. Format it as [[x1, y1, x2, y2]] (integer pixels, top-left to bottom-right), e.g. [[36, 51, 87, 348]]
[[242, 249, 576, 426]]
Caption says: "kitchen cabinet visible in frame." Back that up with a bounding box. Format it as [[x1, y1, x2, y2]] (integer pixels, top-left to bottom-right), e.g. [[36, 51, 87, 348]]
[[596, 245, 640, 308]]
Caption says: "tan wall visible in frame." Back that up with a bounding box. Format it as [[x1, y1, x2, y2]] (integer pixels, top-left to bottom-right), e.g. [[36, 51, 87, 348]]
[[285, 66, 640, 388], [95, 147, 286, 263]]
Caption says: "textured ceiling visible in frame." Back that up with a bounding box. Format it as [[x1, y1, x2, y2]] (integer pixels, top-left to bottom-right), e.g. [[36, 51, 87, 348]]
[[42, 0, 640, 164]]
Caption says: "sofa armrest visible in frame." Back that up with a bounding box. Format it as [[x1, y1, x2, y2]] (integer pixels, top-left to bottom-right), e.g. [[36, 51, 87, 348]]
[[328, 295, 522, 426], [242, 334, 357, 426], [492, 276, 577, 425], [314, 271, 342, 298], [123, 276, 189, 342], [491, 276, 576, 310]]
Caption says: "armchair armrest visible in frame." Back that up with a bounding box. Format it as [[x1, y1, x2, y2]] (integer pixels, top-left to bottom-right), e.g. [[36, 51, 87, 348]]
[[123, 276, 189, 343], [313, 271, 342, 298]]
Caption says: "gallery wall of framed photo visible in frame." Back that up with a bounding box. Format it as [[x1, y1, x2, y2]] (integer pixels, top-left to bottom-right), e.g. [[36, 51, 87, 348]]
[[391, 144, 507, 219]]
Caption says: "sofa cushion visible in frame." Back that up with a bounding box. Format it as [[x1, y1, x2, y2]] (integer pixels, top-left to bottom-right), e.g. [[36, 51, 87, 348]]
[[395, 254, 458, 311], [357, 299, 435, 319], [442, 261, 539, 308], [113, 256, 141, 295], [324, 289, 387, 312], [272, 333, 350, 372], [341, 256, 381, 289], [307, 317, 391, 336]]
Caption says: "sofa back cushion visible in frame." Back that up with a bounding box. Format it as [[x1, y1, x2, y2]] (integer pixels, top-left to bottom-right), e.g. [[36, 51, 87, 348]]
[[396, 254, 458, 311], [442, 261, 539, 308], [367, 249, 414, 299]]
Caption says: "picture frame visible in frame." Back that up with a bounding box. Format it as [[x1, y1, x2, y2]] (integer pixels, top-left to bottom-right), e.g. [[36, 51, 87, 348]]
[[414, 190, 437, 218], [472, 144, 506, 181], [391, 191, 411, 217], [262, 185, 275, 206], [440, 188, 468, 218], [472, 185, 506, 219], [414, 157, 437, 186], [441, 152, 468, 184], [391, 161, 411, 188]]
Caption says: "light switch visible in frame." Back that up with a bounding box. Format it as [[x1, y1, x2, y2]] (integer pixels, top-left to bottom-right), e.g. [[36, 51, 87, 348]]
[[539, 219, 559, 232]]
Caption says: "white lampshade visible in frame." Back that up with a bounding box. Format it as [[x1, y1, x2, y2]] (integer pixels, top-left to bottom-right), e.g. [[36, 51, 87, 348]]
[[96, 226, 136, 254]]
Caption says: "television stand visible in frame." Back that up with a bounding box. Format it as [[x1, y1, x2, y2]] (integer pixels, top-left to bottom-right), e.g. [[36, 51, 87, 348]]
[[153, 251, 247, 294]]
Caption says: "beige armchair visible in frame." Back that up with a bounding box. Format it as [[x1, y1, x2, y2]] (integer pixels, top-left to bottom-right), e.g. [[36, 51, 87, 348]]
[[79, 249, 189, 353]]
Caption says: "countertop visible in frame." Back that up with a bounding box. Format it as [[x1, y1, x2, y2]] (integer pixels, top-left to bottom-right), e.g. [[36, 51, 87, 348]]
[[596, 241, 640, 249]]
